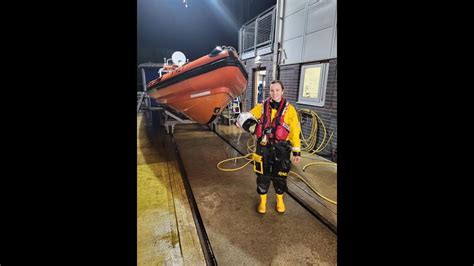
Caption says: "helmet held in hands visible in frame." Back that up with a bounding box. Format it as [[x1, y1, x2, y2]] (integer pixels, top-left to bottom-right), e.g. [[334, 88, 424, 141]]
[[236, 112, 258, 134]]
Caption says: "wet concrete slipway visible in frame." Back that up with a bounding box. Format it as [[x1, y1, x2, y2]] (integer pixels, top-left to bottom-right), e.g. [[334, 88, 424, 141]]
[[137, 113, 337, 265]]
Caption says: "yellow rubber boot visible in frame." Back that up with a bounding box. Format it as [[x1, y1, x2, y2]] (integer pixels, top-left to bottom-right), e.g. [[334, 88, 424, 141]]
[[276, 194, 285, 213], [257, 194, 267, 214]]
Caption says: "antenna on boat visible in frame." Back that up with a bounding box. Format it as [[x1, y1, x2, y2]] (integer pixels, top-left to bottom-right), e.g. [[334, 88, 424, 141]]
[[171, 51, 187, 67]]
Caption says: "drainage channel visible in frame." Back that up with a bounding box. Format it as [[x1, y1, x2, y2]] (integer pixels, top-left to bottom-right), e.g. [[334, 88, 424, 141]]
[[170, 133, 218, 266]]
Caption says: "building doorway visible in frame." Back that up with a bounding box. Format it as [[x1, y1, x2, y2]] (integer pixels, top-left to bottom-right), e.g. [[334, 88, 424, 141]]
[[253, 69, 266, 107]]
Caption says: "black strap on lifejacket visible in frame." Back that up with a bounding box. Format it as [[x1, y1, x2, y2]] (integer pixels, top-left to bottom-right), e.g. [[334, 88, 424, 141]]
[[272, 98, 287, 131], [261, 98, 270, 133]]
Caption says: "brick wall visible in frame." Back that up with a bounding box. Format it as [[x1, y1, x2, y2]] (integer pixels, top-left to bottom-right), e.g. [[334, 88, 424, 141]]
[[280, 59, 337, 162]]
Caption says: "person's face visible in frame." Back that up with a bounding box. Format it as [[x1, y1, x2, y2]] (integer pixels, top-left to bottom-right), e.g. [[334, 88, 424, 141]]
[[270, 83, 283, 102]]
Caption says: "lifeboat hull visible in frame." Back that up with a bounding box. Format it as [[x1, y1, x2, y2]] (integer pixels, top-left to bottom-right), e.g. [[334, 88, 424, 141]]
[[146, 48, 248, 124]]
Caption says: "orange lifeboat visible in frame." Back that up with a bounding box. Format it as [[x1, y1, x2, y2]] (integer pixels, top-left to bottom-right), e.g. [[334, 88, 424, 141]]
[[146, 46, 248, 124]]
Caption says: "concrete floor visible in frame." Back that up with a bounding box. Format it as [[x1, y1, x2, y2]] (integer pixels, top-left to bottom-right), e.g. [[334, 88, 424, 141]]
[[137, 114, 205, 265], [173, 123, 337, 265]]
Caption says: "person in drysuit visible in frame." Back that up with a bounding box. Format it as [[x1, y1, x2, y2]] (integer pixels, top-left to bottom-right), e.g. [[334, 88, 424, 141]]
[[236, 80, 301, 213]]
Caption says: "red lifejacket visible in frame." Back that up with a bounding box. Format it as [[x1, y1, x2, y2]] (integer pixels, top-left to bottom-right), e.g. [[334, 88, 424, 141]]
[[255, 97, 290, 142]]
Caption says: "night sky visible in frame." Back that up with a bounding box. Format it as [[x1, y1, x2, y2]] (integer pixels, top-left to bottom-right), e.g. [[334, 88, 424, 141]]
[[137, 0, 276, 64]]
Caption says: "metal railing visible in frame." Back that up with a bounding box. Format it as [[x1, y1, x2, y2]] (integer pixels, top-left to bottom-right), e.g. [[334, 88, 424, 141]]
[[239, 5, 276, 55], [137, 91, 147, 113]]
